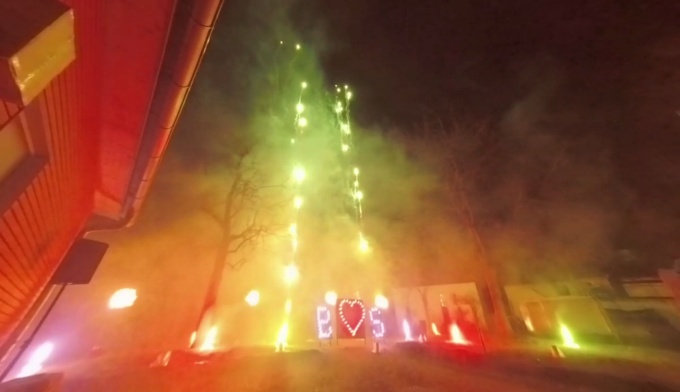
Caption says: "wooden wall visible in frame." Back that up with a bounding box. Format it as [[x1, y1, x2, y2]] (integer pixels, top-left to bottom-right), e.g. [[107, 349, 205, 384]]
[[0, 0, 103, 343]]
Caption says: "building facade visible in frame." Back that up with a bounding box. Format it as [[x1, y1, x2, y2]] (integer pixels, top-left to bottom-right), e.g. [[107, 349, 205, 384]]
[[0, 0, 222, 353]]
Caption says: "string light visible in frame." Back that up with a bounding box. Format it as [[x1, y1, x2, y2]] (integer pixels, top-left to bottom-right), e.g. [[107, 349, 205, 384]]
[[294, 196, 303, 209], [316, 306, 333, 339], [369, 307, 385, 339]]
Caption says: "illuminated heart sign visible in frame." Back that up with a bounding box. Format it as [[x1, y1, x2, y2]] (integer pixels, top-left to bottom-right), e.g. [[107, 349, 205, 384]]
[[336, 299, 366, 339]]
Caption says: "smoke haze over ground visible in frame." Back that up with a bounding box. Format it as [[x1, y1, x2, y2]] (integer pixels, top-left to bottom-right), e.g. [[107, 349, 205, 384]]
[[35, 0, 680, 355]]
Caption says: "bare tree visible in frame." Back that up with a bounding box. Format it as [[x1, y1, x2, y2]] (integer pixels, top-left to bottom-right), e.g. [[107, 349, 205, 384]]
[[413, 115, 514, 336], [414, 114, 592, 335], [191, 151, 283, 349]]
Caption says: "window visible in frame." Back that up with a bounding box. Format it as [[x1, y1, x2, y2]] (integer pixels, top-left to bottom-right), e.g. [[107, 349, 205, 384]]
[[0, 100, 47, 212], [0, 115, 30, 182]]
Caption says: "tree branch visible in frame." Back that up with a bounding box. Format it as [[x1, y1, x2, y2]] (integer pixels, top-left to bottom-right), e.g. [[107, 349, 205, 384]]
[[201, 201, 222, 225], [229, 226, 265, 255]]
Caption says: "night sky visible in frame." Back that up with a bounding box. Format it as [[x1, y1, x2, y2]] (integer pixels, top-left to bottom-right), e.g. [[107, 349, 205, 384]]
[[300, 0, 680, 254], [303, 1, 678, 121], [178, 0, 680, 270], [301, 0, 680, 198]]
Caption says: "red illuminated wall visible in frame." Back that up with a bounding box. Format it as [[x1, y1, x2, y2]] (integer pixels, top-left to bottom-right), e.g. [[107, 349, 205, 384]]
[[0, 0, 180, 346], [0, 0, 103, 342], [0, 71, 95, 343]]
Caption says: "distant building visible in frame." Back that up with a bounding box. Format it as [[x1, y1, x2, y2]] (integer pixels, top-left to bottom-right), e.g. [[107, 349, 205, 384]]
[[507, 272, 680, 346], [0, 0, 223, 359]]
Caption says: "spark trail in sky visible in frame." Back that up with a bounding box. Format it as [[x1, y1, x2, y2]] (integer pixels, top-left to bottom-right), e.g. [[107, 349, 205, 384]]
[[283, 42, 370, 279], [271, 42, 373, 348], [278, 42, 309, 350], [290, 78, 307, 269], [334, 85, 369, 254]]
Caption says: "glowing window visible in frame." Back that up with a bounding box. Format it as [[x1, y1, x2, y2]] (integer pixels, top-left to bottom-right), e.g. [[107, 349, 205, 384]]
[[0, 101, 48, 214], [0, 115, 29, 183]]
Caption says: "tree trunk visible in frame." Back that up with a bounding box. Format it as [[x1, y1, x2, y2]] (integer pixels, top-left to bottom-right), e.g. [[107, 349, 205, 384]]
[[190, 240, 230, 349], [417, 287, 431, 331], [469, 224, 512, 338], [457, 184, 512, 339]]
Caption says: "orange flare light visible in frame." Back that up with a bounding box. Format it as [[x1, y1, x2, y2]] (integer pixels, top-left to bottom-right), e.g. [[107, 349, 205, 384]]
[[324, 291, 338, 306], [198, 326, 218, 352], [108, 288, 137, 309], [402, 320, 413, 341]]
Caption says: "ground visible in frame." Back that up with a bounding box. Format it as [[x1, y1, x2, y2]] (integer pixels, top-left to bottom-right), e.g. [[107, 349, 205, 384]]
[[52, 344, 680, 392]]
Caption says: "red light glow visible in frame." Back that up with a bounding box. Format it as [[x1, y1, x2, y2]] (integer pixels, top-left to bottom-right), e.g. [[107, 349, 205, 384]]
[[16, 342, 53, 378], [402, 319, 413, 341], [448, 323, 471, 345]]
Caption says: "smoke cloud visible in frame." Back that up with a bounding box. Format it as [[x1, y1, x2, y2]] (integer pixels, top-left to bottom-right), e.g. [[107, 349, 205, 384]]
[[38, 0, 680, 358]]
